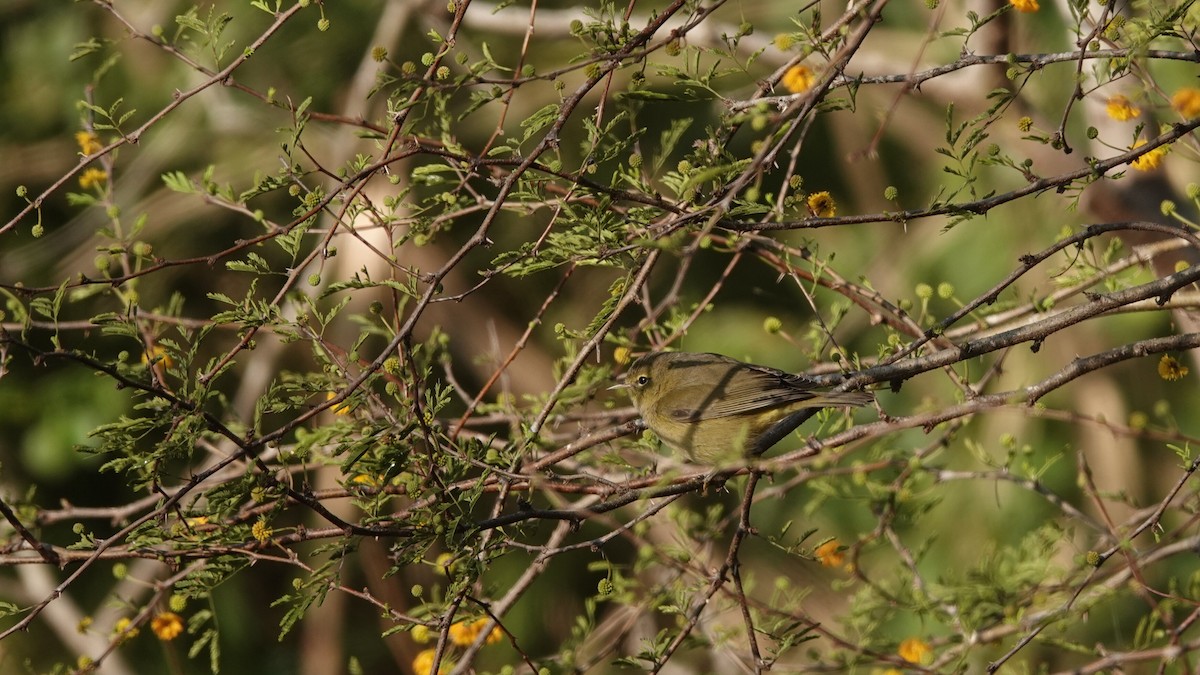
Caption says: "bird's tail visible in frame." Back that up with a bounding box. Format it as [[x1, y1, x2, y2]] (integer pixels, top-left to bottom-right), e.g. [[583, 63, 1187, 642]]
[[810, 391, 873, 407]]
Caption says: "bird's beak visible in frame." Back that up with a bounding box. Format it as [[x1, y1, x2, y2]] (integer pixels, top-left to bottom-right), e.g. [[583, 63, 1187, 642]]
[[607, 382, 629, 391]]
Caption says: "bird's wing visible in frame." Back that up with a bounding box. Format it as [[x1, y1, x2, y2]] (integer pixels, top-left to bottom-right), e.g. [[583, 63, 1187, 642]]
[[660, 367, 819, 421]]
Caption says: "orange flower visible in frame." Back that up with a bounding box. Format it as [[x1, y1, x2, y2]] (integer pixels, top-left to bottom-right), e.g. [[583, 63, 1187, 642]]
[[151, 612, 184, 641], [1129, 139, 1168, 172], [781, 64, 814, 94], [815, 540, 844, 568], [477, 618, 503, 645], [898, 637, 932, 664], [1171, 88, 1200, 119], [448, 618, 503, 646], [448, 620, 475, 646], [325, 391, 351, 416], [411, 648, 448, 675], [1104, 95, 1140, 121], [1009, 0, 1039, 11]]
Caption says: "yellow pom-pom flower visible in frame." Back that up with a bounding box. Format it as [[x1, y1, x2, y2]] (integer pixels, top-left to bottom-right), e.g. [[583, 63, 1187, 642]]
[[898, 637, 932, 664], [1158, 354, 1189, 381], [75, 131, 103, 155], [806, 191, 836, 217], [1171, 88, 1200, 119], [151, 612, 184, 641], [1129, 139, 1168, 172], [325, 391, 351, 416], [412, 648, 448, 675], [79, 168, 108, 190], [815, 539, 844, 568], [781, 64, 814, 94], [1104, 95, 1140, 121]]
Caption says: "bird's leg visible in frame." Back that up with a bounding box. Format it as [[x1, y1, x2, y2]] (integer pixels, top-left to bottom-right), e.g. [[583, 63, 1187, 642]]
[[699, 467, 738, 494]]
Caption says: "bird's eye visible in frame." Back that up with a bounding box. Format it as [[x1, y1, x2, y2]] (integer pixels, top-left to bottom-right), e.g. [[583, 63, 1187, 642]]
[[636, 375, 650, 386]]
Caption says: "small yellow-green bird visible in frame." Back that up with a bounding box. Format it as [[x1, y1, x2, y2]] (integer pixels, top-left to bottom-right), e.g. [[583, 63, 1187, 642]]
[[612, 351, 872, 463]]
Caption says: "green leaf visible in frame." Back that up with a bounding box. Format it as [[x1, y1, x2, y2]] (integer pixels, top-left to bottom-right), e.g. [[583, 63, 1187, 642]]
[[274, 223, 308, 259], [520, 103, 561, 141], [161, 171, 197, 194], [69, 38, 104, 61]]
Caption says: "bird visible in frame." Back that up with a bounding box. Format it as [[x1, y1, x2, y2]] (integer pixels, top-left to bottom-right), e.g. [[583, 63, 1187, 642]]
[[612, 351, 872, 464]]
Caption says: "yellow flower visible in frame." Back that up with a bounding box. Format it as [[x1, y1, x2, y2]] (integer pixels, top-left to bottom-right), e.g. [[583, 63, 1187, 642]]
[[350, 473, 383, 488], [448, 620, 476, 646], [1105, 95, 1140, 121], [806, 191, 837, 218], [79, 168, 108, 190], [781, 64, 814, 94], [151, 612, 184, 641], [1009, 0, 1039, 12], [1129, 139, 1168, 172], [411, 648, 448, 675], [474, 618, 502, 645], [251, 518, 273, 543], [141, 344, 174, 368], [898, 637, 932, 664], [1158, 354, 1189, 381], [447, 618, 502, 646], [1017, 116, 1033, 132], [76, 131, 103, 155], [815, 539, 844, 568], [113, 617, 139, 641], [325, 391, 351, 416], [411, 624, 433, 644], [773, 34, 795, 51], [1171, 88, 1200, 119]]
